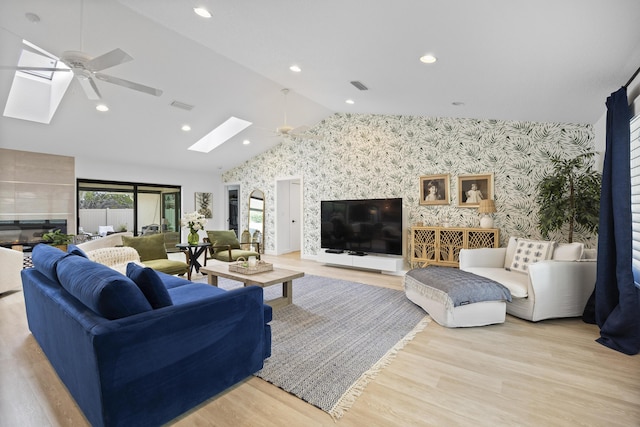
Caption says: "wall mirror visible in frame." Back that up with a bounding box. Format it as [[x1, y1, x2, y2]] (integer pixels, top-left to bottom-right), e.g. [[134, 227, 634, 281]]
[[248, 189, 264, 252]]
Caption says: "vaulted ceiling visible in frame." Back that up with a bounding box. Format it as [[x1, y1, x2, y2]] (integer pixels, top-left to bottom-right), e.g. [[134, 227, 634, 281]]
[[1, 0, 640, 173]]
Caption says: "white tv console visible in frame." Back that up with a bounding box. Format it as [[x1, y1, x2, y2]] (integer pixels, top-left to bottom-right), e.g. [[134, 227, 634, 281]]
[[317, 250, 405, 275]]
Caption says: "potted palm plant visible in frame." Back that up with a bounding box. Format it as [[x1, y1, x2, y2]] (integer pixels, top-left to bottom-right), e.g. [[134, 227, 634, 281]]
[[537, 151, 601, 243]]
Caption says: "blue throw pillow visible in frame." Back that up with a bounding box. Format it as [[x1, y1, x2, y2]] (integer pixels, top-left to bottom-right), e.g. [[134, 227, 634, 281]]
[[31, 243, 68, 283], [57, 255, 152, 320], [67, 244, 88, 258], [126, 263, 173, 309]]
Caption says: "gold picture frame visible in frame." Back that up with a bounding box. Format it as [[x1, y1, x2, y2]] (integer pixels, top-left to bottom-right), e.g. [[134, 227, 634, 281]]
[[458, 173, 494, 207], [420, 174, 450, 205]]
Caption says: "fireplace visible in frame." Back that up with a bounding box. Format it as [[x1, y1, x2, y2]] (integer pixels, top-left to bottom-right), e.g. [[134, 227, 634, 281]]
[[0, 220, 67, 248]]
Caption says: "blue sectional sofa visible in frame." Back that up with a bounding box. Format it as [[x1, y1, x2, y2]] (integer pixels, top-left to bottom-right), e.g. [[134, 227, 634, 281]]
[[21, 243, 272, 427]]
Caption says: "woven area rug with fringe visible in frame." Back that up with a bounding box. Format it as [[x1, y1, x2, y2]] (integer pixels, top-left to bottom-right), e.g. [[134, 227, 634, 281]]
[[206, 273, 429, 419]]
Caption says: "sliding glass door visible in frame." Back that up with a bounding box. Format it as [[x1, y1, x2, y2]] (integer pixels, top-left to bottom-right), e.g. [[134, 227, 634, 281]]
[[77, 179, 181, 250]]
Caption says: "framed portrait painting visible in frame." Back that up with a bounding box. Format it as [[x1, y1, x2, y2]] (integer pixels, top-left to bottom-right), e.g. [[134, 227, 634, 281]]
[[195, 192, 213, 218], [420, 174, 450, 205], [458, 173, 494, 207]]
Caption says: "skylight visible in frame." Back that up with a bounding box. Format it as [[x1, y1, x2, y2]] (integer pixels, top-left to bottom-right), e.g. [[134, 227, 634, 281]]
[[188, 117, 252, 153], [2, 40, 73, 124]]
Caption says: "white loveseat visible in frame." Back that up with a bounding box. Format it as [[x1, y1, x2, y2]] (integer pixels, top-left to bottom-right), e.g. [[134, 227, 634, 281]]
[[459, 238, 597, 322]]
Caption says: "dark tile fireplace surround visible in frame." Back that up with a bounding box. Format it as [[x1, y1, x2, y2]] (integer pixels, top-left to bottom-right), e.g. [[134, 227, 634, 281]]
[[0, 220, 68, 249]]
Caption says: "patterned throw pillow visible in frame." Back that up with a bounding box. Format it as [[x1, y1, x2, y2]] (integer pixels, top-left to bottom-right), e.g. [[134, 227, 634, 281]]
[[509, 239, 555, 273]]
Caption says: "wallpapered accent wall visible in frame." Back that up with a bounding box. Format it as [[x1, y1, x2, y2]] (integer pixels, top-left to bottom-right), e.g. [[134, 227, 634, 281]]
[[223, 113, 596, 257]]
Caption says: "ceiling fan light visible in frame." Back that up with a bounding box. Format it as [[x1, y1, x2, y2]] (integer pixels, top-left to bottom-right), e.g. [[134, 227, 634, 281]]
[[277, 125, 294, 134], [193, 7, 212, 18], [419, 54, 437, 64]]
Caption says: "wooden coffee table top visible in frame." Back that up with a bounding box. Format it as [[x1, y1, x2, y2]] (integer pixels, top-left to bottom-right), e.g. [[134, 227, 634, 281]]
[[200, 264, 304, 287]]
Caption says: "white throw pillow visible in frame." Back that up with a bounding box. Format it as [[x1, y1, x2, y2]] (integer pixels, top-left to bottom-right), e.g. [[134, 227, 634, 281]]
[[552, 242, 584, 261], [510, 239, 555, 273], [503, 236, 520, 269]]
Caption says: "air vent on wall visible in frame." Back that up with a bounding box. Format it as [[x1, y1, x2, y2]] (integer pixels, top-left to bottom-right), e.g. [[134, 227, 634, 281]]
[[169, 100, 194, 111], [350, 80, 368, 91]]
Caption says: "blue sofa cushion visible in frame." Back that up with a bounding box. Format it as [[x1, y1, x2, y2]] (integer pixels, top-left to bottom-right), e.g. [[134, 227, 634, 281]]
[[167, 282, 228, 304], [56, 254, 152, 320], [67, 244, 88, 258], [32, 243, 68, 283], [126, 263, 173, 308]]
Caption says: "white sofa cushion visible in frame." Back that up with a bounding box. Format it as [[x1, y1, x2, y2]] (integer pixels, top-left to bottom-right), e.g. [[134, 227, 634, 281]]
[[510, 239, 554, 273], [463, 267, 529, 298], [552, 242, 584, 260]]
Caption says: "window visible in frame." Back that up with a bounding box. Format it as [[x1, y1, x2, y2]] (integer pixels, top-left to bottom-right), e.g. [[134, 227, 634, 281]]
[[631, 115, 640, 288], [77, 179, 181, 240]]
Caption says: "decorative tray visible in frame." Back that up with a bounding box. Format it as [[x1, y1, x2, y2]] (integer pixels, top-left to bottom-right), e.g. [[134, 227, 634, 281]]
[[229, 258, 273, 275]]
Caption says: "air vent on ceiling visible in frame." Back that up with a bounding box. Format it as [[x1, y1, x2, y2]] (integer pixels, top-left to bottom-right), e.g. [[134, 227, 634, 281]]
[[350, 80, 368, 91], [169, 100, 194, 111]]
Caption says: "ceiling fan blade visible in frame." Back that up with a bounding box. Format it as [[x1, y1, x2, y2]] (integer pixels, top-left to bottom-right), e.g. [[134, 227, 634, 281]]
[[85, 48, 133, 72], [0, 65, 71, 72], [77, 76, 102, 100], [289, 125, 310, 135], [94, 72, 162, 96]]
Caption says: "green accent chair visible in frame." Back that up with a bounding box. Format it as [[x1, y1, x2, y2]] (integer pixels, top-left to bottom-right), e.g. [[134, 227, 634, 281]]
[[203, 230, 260, 264], [122, 233, 191, 279]]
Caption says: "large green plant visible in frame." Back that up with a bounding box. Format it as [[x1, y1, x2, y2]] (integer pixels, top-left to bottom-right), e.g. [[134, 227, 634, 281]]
[[43, 229, 73, 246], [537, 152, 601, 243]]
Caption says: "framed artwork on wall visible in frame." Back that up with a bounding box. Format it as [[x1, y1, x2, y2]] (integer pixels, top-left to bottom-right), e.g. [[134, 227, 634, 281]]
[[195, 192, 213, 218], [458, 173, 494, 207], [420, 174, 450, 205]]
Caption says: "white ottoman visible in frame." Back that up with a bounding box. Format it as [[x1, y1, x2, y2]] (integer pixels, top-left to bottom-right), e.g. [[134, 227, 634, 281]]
[[404, 266, 511, 328]]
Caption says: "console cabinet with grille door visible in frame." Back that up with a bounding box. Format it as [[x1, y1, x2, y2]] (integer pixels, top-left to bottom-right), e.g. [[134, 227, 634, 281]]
[[410, 226, 499, 268]]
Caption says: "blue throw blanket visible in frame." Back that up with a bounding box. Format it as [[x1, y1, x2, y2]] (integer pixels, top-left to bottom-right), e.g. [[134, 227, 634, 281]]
[[405, 266, 512, 309]]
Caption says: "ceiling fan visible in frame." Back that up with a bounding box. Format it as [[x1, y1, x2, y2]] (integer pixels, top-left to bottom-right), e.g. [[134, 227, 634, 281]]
[[4, 43, 162, 101], [274, 88, 311, 137]]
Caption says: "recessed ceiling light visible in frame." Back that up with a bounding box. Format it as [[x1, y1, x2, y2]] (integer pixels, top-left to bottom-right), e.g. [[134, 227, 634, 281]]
[[193, 7, 212, 18], [452, 101, 465, 106], [96, 104, 109, 112], [345, 99, 355, 105], [243, 139, 251, 145], [419, 54, 437, 64], [289, 65, 301, 73], [188, 116, 252, 153], [181, 124, 191, 131]]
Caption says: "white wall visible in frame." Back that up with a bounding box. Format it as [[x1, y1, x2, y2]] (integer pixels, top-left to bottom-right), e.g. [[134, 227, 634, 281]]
[[75, 157, 225, 241]]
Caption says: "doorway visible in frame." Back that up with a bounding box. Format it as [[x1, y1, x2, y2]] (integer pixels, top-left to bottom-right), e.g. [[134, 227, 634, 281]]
[[275, 177, 301, 255], [225, 184, 240, 236]]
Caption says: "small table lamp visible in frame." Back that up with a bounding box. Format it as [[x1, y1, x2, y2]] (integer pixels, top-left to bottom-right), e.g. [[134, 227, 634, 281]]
[[478, 199, 497, 228]]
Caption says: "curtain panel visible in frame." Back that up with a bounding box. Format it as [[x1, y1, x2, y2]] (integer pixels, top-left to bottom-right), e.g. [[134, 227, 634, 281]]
[[583, 87, 640, 355]]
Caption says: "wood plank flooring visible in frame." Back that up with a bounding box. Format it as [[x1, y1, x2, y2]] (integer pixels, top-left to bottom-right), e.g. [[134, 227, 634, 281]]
[[1, 252, 639, 426]]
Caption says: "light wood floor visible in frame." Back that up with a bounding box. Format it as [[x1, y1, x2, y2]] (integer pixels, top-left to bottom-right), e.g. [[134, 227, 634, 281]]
[[1, 252, 639, 426]]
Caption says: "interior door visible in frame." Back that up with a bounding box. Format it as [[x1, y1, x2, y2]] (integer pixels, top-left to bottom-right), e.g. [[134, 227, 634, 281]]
[[289, 181, 301, 251], [276, 178, 301, 254], [225, 185, 240, 236]]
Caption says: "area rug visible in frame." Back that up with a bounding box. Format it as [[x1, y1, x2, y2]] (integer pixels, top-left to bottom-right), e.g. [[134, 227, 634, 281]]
[[204, 274, 430, 419]]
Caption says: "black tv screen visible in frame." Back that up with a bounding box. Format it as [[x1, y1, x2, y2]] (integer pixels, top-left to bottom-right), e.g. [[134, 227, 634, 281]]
[[321, 198, 403, 255]]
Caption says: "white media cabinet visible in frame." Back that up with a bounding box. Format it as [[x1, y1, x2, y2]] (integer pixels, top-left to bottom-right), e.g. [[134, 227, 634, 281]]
[[317, 250, 404, 275]]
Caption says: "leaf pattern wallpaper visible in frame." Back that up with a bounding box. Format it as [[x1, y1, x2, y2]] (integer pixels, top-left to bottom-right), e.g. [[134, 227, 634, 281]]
[[224, 113, 596, 257]]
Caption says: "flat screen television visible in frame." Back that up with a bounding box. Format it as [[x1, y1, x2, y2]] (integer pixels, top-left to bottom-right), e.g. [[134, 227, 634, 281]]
[[321, 198, 403, 255]]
